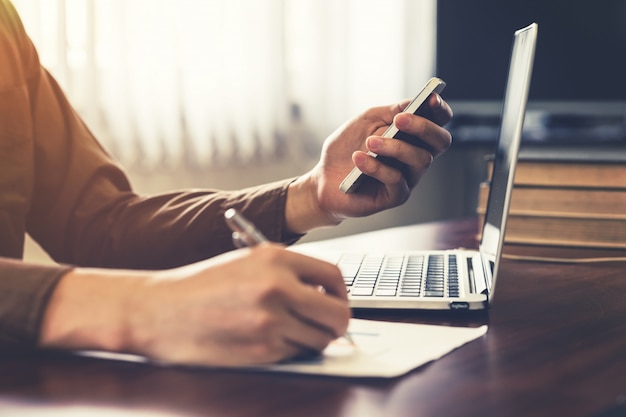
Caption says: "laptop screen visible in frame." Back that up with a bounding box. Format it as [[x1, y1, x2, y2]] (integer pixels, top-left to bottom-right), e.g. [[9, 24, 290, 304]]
[[479, 23, 538, 299]]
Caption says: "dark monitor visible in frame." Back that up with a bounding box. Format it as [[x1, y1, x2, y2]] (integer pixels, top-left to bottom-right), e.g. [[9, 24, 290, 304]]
[[436, 0, 626, 144], [436, 0, 626, 103]]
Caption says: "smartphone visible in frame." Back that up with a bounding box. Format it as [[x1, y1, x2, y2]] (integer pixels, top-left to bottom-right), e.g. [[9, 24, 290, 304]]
[[338, 77, 447, 194]]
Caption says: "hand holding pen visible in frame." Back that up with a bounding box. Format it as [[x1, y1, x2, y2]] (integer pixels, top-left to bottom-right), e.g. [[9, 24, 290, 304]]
[[224, 208, 355, 347]]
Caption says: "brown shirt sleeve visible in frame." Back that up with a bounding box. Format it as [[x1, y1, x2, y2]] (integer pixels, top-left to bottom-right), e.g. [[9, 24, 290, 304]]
[[57, 178, 303, 269], [0, 258, 71, 348], [0, 0, 303, 347], [1, 0, 302, 269]]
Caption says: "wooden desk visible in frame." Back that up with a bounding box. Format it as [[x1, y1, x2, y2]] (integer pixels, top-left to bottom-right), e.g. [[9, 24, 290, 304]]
[[1, 218, 625, 417]]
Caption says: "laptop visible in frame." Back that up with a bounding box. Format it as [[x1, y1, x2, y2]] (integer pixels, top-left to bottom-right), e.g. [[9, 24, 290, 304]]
[[295, 23, 538, 310]]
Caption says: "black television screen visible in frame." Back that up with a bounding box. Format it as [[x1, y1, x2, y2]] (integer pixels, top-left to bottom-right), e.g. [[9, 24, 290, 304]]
[[437, 0, 626, 145], [436, 0, 626, 103]]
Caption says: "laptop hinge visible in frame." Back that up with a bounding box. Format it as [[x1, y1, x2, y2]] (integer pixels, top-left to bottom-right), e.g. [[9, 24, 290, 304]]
[[470, 253, 489, 296]]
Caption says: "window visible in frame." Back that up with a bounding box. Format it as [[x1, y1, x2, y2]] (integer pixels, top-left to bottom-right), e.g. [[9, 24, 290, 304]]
[[13, 0, 436, 170]]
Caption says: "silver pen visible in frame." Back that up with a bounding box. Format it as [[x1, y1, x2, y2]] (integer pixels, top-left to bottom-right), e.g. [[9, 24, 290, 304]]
[[223, 208, 355, 347], [224, 208, 269, 247]]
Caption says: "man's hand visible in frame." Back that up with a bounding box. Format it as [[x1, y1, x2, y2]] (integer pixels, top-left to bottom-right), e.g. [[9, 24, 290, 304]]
[[286, 94, 453, 233], [40, 244, 350, 367]]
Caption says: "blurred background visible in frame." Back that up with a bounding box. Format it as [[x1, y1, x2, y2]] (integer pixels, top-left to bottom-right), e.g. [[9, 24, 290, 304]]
[[13, 0, 626, 263]]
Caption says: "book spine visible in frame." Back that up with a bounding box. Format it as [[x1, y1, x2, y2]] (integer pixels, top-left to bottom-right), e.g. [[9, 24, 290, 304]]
[[487, 160, 626, 188], [478, 160, 626, 250]]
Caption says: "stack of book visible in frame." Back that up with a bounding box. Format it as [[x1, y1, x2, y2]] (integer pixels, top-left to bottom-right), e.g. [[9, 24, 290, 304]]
[[477, 148, 626, 249]]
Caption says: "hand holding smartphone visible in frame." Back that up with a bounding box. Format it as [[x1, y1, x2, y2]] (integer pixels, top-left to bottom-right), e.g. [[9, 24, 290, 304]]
[[338, 77, 446, 194]]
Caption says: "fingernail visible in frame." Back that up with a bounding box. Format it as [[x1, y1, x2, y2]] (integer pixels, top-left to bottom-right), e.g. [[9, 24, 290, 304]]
[[353, 152, 367, 165], [367, 136, 383, 151], [395, 113, 410, 129], [434, 93, 442, 107]]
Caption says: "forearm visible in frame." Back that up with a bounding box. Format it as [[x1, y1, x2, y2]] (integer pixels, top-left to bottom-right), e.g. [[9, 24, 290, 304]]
[[58, 179, 301, 270]]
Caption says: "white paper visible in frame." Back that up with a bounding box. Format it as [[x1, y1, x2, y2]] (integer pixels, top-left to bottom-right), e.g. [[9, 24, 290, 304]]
[[77, 319, 487, 378], [247, 318, 488, 378]]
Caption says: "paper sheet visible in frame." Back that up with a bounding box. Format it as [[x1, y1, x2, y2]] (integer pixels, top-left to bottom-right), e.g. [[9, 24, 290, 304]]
[[77, 319, 487, 378], [248, 319, 488, 378]]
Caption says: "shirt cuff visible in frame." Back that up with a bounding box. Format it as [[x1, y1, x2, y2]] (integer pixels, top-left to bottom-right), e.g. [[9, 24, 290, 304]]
[[0, 257, 72, 348]]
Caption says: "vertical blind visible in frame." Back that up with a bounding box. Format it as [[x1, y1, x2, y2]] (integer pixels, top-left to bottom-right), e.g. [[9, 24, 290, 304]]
[[13, 0, 436, 170]]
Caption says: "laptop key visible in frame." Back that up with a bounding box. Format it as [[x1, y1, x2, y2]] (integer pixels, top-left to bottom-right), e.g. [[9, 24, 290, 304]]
[[352, 287, 374, 296], [375, 289, 397, 296]]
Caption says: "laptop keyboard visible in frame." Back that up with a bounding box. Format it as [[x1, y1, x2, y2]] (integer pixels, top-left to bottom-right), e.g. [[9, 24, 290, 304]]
[[337, 253, 461, 298]]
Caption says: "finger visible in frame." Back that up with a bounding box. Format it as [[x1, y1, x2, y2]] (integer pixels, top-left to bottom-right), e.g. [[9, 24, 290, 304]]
[[266, 251, 351, 339], [393, 114, 452, 157], [253, 249, 350, 340], [367, 135, 436, 171], [288, 283, 352, 338], [281, 308, 340, 353], [366, 134, 436, 166], [417, 93, 454, 126], [280, 250, 348, 300], [354, 145, 431, 191]]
